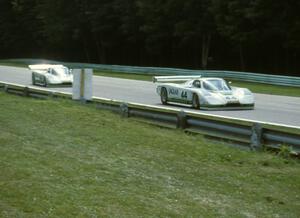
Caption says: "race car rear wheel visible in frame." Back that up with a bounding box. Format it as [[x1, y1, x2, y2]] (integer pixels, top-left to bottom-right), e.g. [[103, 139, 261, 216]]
[[43, 76, 48, 87], [192, 94, 200, 109], [161, 87, 168, 105], [32, 73, 35, 85]]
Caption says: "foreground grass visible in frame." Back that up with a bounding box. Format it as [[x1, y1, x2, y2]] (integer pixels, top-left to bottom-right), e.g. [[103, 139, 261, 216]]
[[0, 92, 300, 217]]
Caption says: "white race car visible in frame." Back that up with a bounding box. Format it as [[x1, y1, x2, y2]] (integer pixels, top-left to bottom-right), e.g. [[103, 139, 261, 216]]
[[154, 76, 255, 110], [29, 64, 73, 87]]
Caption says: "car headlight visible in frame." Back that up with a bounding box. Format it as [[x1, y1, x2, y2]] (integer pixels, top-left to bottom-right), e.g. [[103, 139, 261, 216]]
[[243, 89, 252, 95], [235, 89, 250, 96]]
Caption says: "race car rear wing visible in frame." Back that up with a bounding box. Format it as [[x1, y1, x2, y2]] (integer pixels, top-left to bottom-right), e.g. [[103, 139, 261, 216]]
[[152, 75, 201, 83], [28, 64, 65, 70]]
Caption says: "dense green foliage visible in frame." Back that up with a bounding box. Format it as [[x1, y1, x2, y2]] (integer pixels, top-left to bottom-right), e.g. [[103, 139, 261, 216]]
[[1, 92, 300, 217], [0, 0, 300, 75]]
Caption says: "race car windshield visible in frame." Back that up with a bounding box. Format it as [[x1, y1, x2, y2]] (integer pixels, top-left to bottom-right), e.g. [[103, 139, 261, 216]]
[[203, 79, 231, 91], [53, 68, 69, 75]]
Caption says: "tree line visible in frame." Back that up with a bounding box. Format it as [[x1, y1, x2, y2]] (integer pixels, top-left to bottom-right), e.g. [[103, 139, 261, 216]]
[[0, 0, 299, 75]]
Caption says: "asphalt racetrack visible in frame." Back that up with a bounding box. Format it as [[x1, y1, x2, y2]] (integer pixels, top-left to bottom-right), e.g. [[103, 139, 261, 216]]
[[1, 66, 300, 127]]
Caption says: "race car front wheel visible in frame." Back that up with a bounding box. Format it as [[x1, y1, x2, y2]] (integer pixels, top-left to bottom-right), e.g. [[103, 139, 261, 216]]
[[160, 88, 168, 105], [192, 94, 200, 109]]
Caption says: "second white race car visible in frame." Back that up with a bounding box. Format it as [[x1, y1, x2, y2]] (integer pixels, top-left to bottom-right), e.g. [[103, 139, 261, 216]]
[[29, 64, 73, 87], [154, 76, 255, 110]]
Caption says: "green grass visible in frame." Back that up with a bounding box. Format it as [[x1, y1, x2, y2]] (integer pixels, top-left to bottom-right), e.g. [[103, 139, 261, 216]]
[[0, 60, 27, 68], [1, 59, 300, 97], [0, 92, 300, 217]]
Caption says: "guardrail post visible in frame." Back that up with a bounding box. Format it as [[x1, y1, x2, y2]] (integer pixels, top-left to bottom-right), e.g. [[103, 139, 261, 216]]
[[177, 110, 187, 129], [4, 84, 8, 92], [48, 91, 54, 98], [23, 87, 29, 97], [120, 103, 129, 117], [72, 69, 93, 102], [250, 123, 263, 150]]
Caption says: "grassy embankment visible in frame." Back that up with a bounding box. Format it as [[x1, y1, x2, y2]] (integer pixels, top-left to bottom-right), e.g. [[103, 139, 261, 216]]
[[0, 92, 300, 217], [0, 59, 300, 97]]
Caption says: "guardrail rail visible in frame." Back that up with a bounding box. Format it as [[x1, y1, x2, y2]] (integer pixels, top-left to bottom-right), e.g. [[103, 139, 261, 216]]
[[63, 63, 300, 87]]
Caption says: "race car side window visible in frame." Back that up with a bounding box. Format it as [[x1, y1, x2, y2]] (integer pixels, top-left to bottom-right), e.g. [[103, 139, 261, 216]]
[[192, 80, 201, 88], [225, 81, 232, 90], [51, 69, 58, 75]]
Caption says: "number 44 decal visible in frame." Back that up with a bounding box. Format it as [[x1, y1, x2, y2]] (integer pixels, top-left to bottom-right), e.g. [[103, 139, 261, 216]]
[[181, 91, 187, 98]]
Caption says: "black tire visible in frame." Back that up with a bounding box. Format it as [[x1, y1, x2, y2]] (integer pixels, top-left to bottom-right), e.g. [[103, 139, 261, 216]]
[[192, 94, 200, 109], [32, 73, 35, 85], [43, 76, 48, 87], [160, 87, 168, 105]]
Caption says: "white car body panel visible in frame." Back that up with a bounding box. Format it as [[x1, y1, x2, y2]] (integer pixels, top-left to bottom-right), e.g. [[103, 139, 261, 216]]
[[154, 76, 255, 110], [29, 64, 73, 86]]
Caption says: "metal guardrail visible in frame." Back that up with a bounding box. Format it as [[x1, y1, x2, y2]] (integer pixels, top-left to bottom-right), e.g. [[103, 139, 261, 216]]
[[65, 63, 300, 87], [4, 59, 300, 87], [1, 80, 300, 155], [0, 81, 71, 99]]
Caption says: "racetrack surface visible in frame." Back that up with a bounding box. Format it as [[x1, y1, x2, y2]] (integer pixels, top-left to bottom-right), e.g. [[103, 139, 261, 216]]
[[1, 65, 300, 127]]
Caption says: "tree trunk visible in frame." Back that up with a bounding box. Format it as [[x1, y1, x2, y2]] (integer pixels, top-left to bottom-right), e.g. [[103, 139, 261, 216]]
[[201, 33, 211, 70], [239, 43, 245, 71], [96, 39, 106, 64], [83, 38, 90, 62], [285, 48, 290, 74]]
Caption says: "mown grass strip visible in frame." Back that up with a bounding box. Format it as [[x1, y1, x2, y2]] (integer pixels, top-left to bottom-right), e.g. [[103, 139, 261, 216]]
[[0, 92, 300, 217], [0, 60, 28, 68]]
